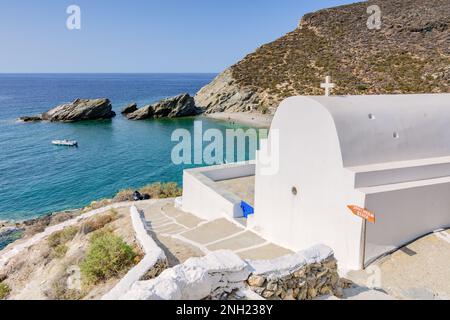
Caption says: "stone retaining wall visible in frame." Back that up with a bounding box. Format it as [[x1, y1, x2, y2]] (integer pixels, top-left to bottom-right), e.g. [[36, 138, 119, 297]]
[[118, 244, 343, 300], [246, 245, 342, 300]]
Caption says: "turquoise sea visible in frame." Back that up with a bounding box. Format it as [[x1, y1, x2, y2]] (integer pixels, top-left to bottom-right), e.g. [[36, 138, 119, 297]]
[[0, 74, 256, 223]]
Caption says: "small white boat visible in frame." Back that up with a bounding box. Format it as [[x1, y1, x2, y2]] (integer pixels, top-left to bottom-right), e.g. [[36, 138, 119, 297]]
[[52, 140, 78, 147]]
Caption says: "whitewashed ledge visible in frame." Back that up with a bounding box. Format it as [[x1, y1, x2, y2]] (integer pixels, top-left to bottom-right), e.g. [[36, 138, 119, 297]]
[[246, 244, 334, 279], [118, 250, 251, 300], [0, 200, 157, 269], [101, 206, 166, 300]]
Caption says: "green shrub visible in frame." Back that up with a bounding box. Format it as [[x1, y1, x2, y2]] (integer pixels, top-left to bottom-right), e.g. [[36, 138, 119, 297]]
[[356, 84, 368, 91], [0, 282, 10, 300], [53, 244, 69, 259], [80, 232, 137, 285], [81, 210, 118, 235], [48, 226, 79, 248]]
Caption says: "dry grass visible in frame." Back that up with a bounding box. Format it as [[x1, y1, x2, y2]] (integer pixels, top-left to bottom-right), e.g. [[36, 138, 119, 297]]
[[113, 189, 134, 202], [83, 199, 113, 212], [48, 227, 79, 248], [53, 244, 69, 259], [81, 209, 119, 235], [113, 182, 182, 202], [47, 226, 79, 259], [139, 182, 182, 199], [49, 276, 84, 301]]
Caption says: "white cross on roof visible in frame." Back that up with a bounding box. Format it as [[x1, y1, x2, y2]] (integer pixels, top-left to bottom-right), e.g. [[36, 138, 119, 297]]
[[321, 76, 335, 96]]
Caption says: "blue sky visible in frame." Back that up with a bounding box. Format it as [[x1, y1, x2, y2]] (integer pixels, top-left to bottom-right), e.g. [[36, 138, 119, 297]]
[[0, 0, 357, 73]]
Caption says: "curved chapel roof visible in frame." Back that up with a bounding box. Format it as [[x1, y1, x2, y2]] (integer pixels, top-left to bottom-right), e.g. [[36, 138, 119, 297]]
[[274, 94, 450, 167]]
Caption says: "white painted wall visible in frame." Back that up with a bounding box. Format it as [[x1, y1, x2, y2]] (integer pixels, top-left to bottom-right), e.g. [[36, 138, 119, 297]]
[[364, 179, 450, 265], [182, 162, 255, 220], [252, 94, 450, 270], [119, 250, 251, 300], [253, 97, 365, 270]]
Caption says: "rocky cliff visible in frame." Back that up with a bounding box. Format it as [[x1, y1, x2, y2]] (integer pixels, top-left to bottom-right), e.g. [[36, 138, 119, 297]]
[[195, 0, 450, 114]]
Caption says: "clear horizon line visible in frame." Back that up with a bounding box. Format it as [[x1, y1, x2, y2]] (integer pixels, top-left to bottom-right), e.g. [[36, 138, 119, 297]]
[[0, 72, 220, 75]]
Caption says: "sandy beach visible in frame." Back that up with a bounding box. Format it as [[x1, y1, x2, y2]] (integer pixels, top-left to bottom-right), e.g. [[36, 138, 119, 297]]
[[204, 112, 273, 128]]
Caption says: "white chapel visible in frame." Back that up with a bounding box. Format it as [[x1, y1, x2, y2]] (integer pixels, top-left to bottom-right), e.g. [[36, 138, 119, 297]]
[[182, 92, 450, 270]]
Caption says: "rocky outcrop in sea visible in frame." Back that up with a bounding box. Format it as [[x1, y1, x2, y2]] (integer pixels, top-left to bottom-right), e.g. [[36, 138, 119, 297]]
[[121, 103, 138, 114], [19, 98, 116, 122], [126, 93, 201, 120]]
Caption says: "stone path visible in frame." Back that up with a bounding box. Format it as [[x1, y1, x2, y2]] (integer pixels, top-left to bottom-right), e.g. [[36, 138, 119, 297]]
[[319, 287, 395, 300], [345, 229, 450, 300], [138, 200, 450, 301], [136, 199, 292, 264]]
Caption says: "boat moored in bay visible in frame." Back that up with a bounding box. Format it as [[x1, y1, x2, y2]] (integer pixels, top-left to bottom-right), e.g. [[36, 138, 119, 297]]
[[51, 140, 78, 147]]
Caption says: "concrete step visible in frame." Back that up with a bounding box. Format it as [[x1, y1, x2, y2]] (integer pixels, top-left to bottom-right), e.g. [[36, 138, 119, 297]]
[[162, 204, 205, 229]]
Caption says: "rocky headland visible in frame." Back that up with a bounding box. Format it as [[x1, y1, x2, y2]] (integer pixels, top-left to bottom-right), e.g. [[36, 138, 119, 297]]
[[195, 0, 450, 115]]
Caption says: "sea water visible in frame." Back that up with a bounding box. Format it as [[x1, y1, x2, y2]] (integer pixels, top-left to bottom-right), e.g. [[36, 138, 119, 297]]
[[0, 74, 256, 222]]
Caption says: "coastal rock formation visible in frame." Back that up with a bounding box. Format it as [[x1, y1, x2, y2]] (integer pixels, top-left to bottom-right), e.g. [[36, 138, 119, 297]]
[[19, 98, 116, 122], [126, 93, 201, 120], [18, 116, 43, 122], [195, 0, 450, 115], [42, 98, 115, 122], [126, 105, 153, 120], [121, 103, 138, 114], [246, 254, 344, 300], [195, 69, 261, 114]]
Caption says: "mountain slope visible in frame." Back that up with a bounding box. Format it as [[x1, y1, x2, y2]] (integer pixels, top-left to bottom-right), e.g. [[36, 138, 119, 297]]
[[195, 0, 450, 114]]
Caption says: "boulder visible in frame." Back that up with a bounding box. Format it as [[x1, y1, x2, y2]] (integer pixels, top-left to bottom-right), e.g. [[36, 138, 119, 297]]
[[40, 98, 116, 122], [126, 94, 201, 120], [121, 103, 138, 114]]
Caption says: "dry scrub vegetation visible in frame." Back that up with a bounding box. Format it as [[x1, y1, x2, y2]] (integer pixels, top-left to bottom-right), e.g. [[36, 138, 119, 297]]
[[199, 0, 450, 114], [113, 182, 182, 202], [0, 282, 10, 300], [0, 208, 142, 300], [0, 182, 182, 299], [81, 182, 182, 212]]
